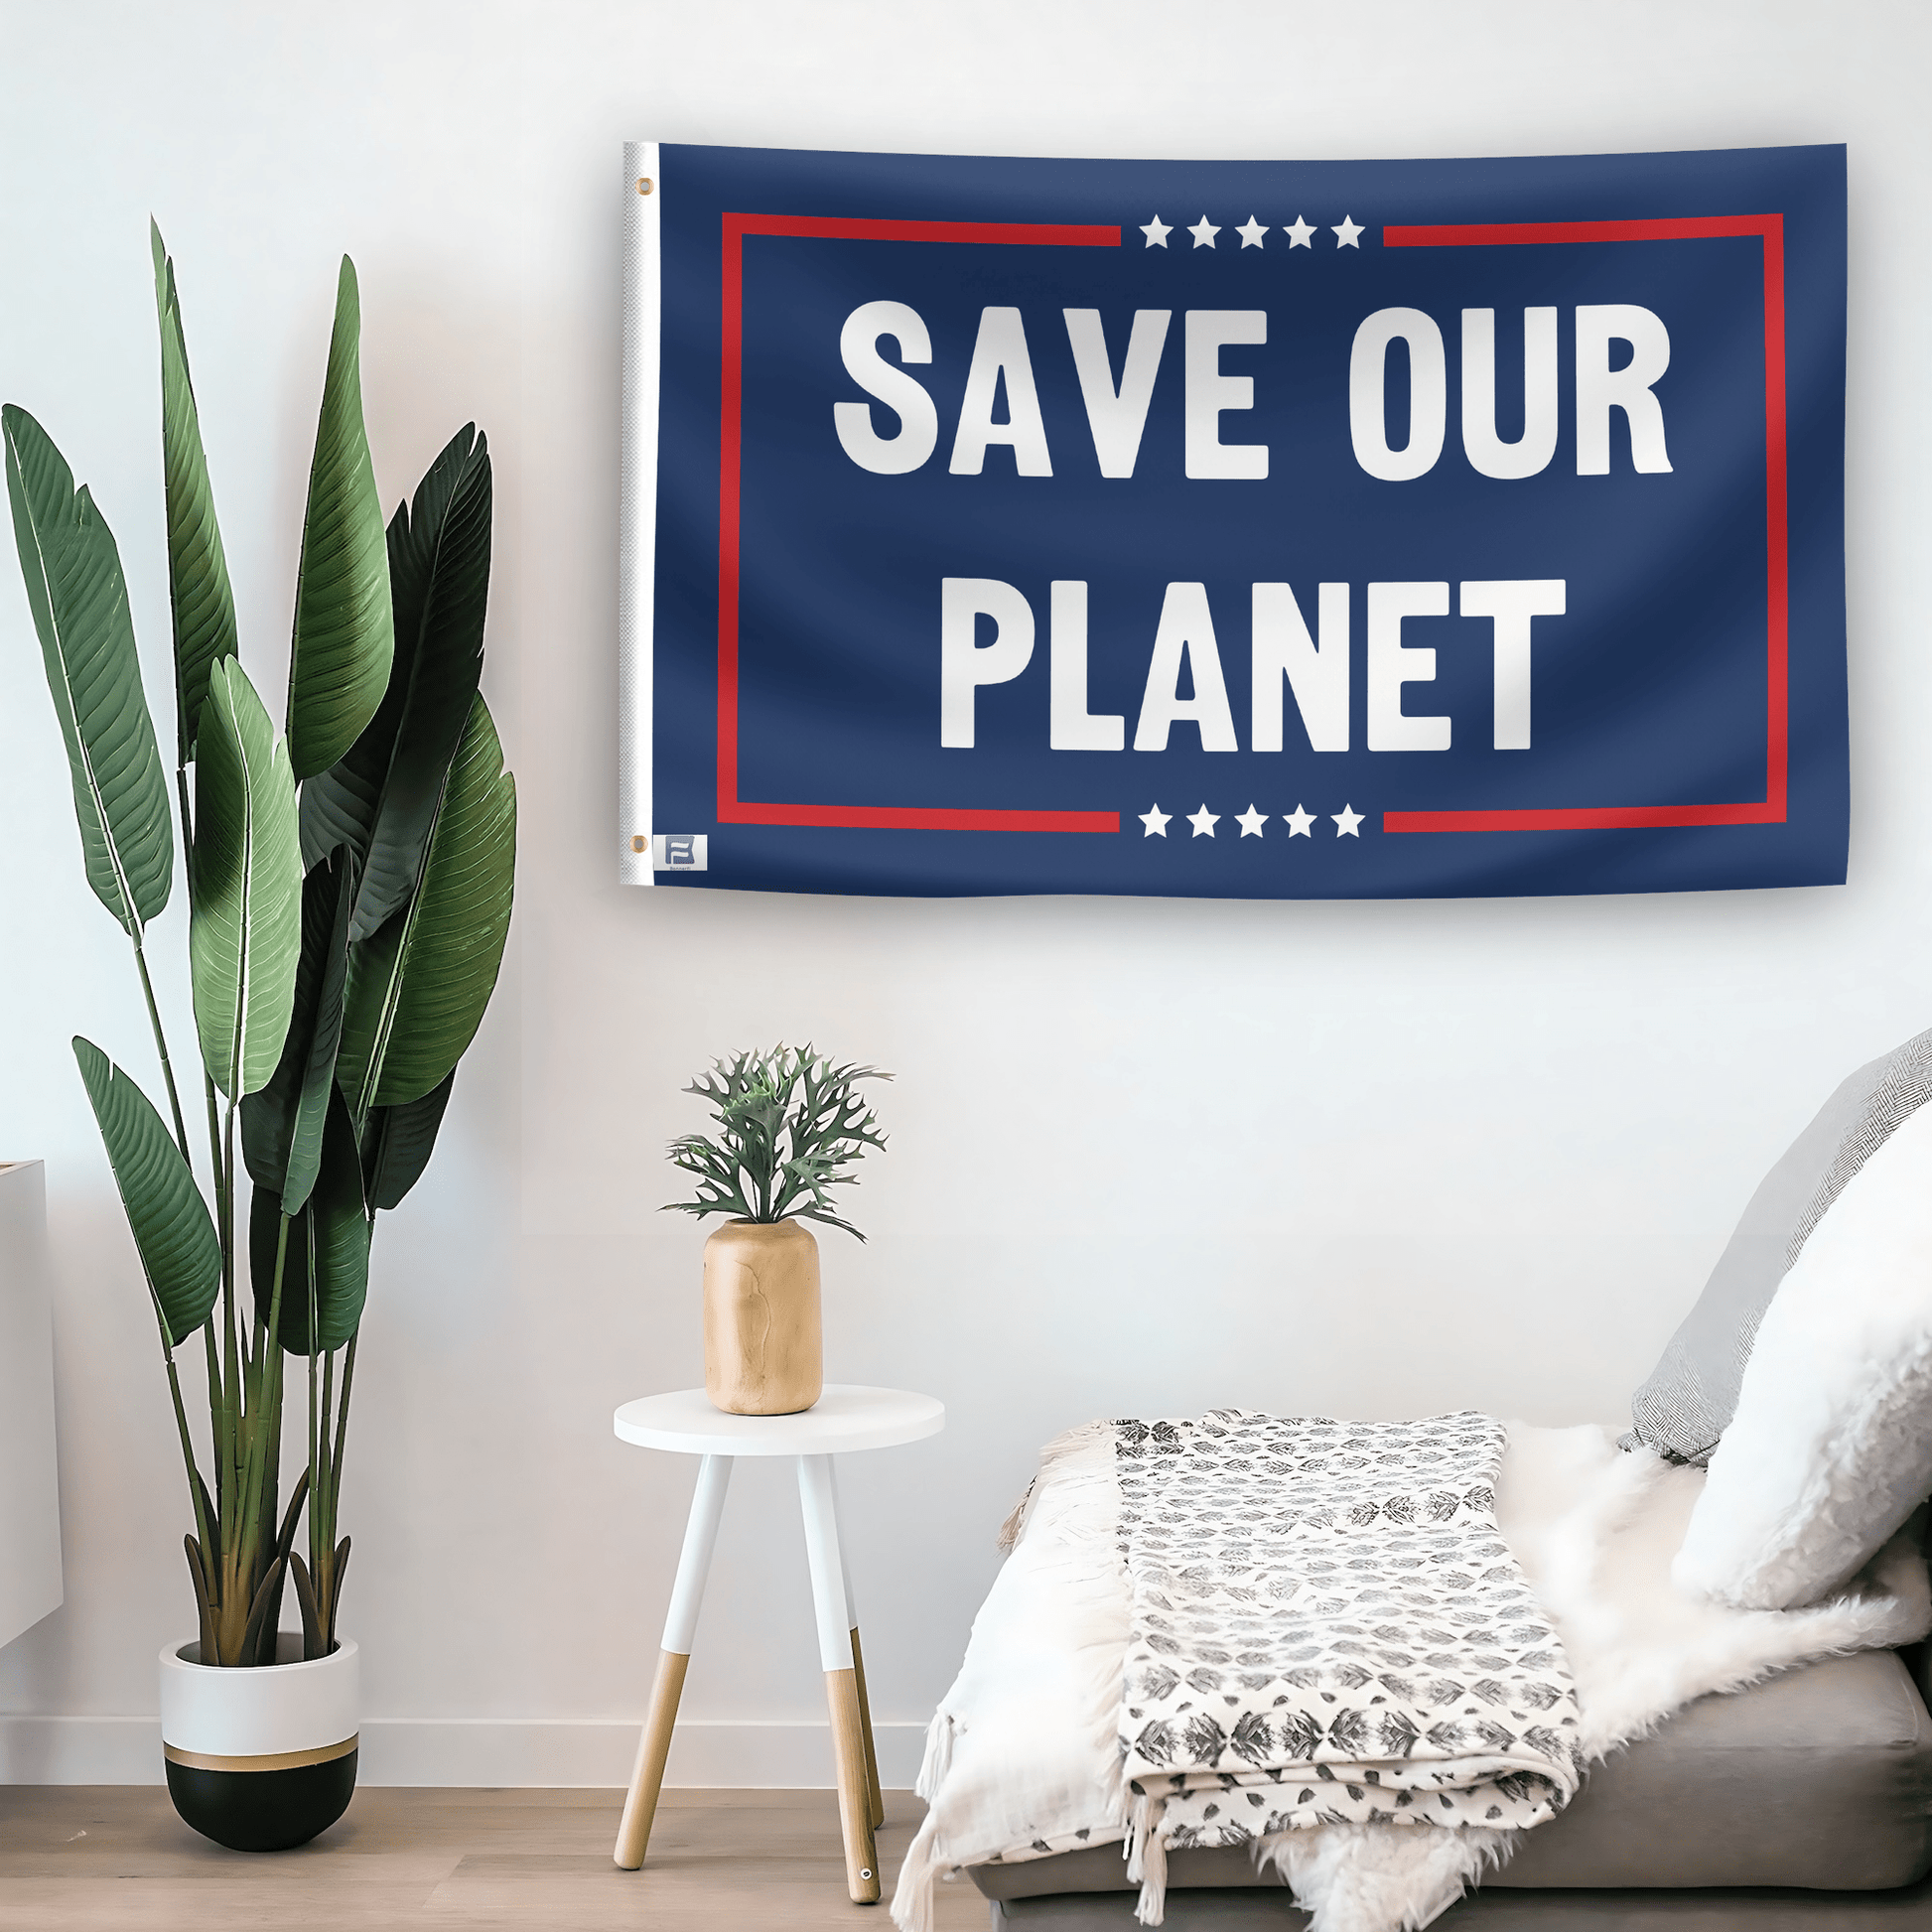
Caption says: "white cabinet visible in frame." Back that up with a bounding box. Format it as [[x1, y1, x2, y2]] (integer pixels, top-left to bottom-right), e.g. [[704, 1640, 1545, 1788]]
[[0, 1161, 62, 1649]]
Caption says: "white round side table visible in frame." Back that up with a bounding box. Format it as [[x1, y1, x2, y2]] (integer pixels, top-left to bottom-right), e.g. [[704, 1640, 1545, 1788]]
[[610, 1384, 944, 1902]]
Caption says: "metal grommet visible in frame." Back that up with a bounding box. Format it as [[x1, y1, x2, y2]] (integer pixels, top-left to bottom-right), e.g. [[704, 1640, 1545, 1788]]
[[861, 1868, 875, 1881], [636, 176, 653, 196], [630, 835, 648, 853]]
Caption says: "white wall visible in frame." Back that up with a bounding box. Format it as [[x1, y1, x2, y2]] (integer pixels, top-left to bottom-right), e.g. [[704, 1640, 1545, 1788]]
[[2, 0, 1929, 1786]]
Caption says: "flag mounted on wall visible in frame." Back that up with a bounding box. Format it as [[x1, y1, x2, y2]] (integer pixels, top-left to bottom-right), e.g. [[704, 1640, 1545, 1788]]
[[619, 141, 1846, 900]]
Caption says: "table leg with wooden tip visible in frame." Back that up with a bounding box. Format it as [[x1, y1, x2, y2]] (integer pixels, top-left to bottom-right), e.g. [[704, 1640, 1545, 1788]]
[[614, 1453, 733, 1869], [799, 1452, 882, 1902], [825, 1663, 882, 1898], [828, 1461, 886, 1830], [615, 1649, 687, 1868], [849, 1625, 885, 1829]]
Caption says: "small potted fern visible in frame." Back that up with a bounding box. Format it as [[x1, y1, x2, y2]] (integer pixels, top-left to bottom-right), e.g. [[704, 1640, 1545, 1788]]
[[665, 1046, 889, 1415]]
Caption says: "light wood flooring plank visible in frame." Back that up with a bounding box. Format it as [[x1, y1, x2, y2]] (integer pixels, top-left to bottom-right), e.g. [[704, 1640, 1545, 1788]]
[[0, 1786, 988, 1930]]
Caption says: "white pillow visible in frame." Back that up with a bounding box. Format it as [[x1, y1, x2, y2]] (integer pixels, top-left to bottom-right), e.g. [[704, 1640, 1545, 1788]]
[[1673, 1097, 1932, 1610]]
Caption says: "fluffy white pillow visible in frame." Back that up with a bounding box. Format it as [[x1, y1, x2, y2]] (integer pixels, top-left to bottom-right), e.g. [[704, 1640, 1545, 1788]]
[[1673, 1098, 1932, 1610]]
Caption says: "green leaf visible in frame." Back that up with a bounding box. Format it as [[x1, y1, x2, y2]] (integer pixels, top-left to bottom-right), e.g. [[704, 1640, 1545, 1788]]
[[150, 223, 238, 764], [241, 849, 355, 1213], [72, 1036, 219, 1347], [3, 405, 174, 936], [360, 1068, 456, 1212], [190, 657, 303, 1099], [287, 257, 393, 780], [300, 428, 490, 946], [250, 1086, 369, 1353], [338, 693, 515, 1115]]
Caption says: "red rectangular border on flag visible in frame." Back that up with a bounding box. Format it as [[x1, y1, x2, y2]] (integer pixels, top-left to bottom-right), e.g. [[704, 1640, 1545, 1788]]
[[709, 210, 1787, 843]]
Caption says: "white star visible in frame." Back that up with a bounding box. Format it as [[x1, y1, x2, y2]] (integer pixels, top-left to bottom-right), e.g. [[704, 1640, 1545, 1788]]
[[1140, 802, 1172, 837], [1332, 215, 1364, 249], [1284, 215, 1315, 248], [1188, 215, 1220, 249], [1283, 804, 1315, 837], [1235, 216, 1268, 249], [1141, 214, 1172, 248], [1236, 804, 1268, 837], [1188, 803, 1220, 837], [1332, 803, 1364, 837]]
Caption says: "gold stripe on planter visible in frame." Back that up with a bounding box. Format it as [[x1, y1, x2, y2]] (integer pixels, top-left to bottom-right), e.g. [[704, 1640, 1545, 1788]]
[[164, 1734, 357, 1774]]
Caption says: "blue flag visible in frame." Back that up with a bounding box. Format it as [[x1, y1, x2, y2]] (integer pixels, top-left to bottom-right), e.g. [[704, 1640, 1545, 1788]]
[[620, 141, 1846, 899]]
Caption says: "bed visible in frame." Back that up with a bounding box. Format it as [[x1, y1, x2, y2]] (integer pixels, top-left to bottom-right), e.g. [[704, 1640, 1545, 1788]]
[[898, 1028, 1932, 1932], [972, 1647, 1932, 1927]]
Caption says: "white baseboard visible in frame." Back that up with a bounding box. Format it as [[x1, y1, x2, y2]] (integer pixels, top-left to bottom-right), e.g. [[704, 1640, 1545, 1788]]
[[0, 1714, 929, 1788]]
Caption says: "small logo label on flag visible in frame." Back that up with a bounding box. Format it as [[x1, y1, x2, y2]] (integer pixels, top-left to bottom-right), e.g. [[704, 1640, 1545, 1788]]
[[652, 834, 708, 871]]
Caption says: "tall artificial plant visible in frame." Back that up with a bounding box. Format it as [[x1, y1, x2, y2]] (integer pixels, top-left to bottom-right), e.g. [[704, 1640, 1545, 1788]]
[[5, 226, 515, 1665]]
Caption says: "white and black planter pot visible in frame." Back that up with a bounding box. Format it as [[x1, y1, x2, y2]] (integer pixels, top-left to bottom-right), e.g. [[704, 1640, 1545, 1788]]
[[159, 1635, 358, 1852]]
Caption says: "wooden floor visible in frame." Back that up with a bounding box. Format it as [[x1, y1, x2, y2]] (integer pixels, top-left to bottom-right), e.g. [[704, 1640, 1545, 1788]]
[[0, 1786, 991, 1930]]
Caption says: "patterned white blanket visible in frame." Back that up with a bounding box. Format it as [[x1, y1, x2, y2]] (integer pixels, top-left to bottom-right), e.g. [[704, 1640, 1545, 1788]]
[[895, 1418, 1932, 1932], [1113, 1411, 1581, 1903]]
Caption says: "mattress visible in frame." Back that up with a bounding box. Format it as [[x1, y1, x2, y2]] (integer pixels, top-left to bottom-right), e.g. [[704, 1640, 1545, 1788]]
[[971, 1649, 1932, 1902], [986, 1875, 1932, 1929]]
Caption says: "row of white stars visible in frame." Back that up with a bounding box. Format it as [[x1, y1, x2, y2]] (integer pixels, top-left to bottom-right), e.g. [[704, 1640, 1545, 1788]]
[[1141, 213, 1364, 250], [1141, 802, 1366, 838]]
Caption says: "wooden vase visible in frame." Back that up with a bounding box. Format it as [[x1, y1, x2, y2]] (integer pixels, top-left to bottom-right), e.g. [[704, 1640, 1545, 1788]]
[[702, 1219, 823, 1415]]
